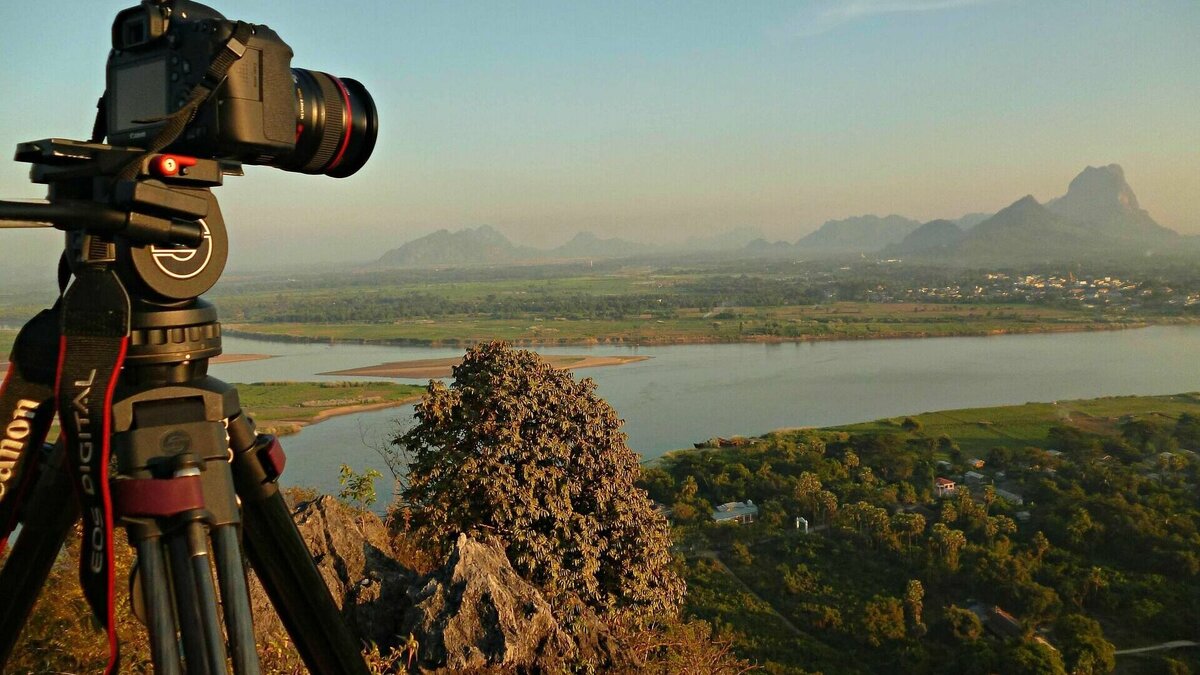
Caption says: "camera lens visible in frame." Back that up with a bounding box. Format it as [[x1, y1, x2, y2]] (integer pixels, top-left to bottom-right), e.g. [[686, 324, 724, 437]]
[[286, 69, 378, 178]]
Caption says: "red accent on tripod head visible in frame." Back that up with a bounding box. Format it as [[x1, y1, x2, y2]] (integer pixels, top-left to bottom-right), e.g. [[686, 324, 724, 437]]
[[151, 155, 198, 177]]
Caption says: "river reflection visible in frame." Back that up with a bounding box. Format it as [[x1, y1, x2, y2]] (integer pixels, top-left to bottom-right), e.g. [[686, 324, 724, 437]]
[[210, 326, 1200, 498]]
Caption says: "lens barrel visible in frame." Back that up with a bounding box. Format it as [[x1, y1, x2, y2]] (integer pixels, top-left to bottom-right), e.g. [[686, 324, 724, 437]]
[[285, 69, 378, 178]]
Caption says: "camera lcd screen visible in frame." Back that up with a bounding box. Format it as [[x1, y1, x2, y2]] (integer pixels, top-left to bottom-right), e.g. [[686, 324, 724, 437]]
[[111, 58, 168, 134]]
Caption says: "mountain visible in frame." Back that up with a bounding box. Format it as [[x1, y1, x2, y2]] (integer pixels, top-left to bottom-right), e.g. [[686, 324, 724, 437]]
[[939, 195, 1093, 263], [797, 215, 922, 253], [884, 219, 963, 255], [1045, 164, 1175, 242], [549, 232, 649, 258], [954, 212, 992, 230], [681, 226, 764, 252], [377, 225, 536, 267], [908, 166, 1181, 264]]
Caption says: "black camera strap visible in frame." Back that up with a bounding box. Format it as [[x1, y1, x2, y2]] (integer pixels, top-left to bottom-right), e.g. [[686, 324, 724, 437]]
[[0, 309, 61, 555], [56, 265, 131, 675], [115, 21, 254, 181]]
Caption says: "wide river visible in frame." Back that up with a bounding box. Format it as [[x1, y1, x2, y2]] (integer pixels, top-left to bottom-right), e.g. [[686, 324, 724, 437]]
[[210, 326, 1200, 497]]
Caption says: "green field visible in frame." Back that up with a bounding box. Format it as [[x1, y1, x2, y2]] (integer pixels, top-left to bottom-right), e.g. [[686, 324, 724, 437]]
[[235, 381, 425, 435], [225, 302, 1148, 347], [831, 392, 1200, 455]]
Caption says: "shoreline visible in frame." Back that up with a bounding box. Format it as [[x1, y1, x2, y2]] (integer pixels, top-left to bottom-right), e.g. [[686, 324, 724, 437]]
[[256, 395, 424, 436], [320, 354, 650, 379], [224, 320, 1158, 349]]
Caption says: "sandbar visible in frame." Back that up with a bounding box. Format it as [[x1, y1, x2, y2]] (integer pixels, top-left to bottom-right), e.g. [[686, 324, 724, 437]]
[[321, 354, 650, 379]]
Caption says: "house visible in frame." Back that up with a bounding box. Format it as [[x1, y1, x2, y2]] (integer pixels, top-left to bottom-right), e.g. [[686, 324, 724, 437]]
[[1015, 511, 1032, 522], [969, 604, 1023, 640], [966, 457, 986, 469], [964, 471, 987, 485], [936, 460, 953, 471], [934, 477, 956, 498], [995, 488, 1024, 506], [712, 500, 758, 524]]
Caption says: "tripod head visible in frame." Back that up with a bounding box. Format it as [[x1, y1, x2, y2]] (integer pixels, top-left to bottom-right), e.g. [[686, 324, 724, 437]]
[[0, 138, 231, 302]]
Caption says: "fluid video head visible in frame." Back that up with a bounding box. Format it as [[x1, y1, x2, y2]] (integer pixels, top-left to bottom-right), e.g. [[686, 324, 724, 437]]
[[106, 0, 378, 177]]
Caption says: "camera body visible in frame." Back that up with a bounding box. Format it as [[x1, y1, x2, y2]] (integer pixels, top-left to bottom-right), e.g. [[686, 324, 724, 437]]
[[106, 0, 295, 164], [104, 0, 377, 177]]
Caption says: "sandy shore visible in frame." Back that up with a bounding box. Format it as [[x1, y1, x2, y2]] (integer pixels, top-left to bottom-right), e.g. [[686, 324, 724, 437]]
[[260, 395, 425, 436], [321, 354, 650, 379]]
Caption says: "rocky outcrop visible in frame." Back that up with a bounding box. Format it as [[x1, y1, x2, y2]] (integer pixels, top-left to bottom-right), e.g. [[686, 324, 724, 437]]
[[249, 496, 412, 648], [400, 534, 578, 671], [250, 499, 618, 671]]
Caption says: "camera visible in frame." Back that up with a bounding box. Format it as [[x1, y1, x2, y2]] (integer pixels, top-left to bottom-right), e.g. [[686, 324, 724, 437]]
[[105, 0, 377, 177]]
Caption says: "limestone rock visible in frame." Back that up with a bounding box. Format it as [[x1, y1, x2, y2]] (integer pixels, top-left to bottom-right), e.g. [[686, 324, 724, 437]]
[[400, 533, 575, 671], [249, 495, 412, 648]]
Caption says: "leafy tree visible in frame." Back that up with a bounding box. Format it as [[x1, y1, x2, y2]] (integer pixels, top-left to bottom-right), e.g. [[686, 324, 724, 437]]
[[395, 341, 684, 615], [904, 579, 927, 637], [730, 541, 754, 567], [862, 595, 906, 646], [945, 605, 983, 642], [338, 464, 382, 532], [1054, 614, 1115, 675], [930, 523, 967, 572], [1007, 641, 1067, 675]]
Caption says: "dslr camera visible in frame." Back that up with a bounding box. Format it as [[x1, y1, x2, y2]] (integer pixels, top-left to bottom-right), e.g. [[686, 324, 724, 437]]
[[105, 0, 377, 177]]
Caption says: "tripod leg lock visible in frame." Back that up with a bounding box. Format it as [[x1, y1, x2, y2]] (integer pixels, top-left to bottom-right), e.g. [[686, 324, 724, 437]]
[[113, 475, 205, 518], [231, 426, 288, 503]]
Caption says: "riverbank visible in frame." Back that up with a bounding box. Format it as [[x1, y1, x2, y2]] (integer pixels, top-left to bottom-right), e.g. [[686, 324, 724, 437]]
[[224, 313, 1164, 349], [321, 354, 649, 379], [236, 381, 424, 436]]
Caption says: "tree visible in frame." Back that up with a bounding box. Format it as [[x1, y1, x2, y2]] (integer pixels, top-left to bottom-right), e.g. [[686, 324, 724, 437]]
[[904, 580, 927, 637], [862, 595, 906, 646], [945, 605, 983, 642], [1054, 614, 1115, 675], [395, 342, 684, 615], [930, 523, 967, 572]]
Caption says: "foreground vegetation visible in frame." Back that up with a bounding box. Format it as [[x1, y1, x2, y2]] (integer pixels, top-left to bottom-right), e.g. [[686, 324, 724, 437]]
[[648, 394, 1200, 673]]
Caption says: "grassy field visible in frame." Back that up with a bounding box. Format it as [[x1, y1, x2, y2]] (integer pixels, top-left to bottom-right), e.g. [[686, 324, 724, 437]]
[[829, 392, 1200, 454], [225, 302, 1149, 347], [236, 381, 425, 435]]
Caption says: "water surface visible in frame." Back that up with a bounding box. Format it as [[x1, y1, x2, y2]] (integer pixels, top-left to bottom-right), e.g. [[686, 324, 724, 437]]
[[210, 327, 1200, 497]]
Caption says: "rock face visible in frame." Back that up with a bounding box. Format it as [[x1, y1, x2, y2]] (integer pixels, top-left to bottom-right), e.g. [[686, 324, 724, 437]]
[[400, 534, 575, 671], [249, 496, 412, 648], [1046, 164, 1175, 241]]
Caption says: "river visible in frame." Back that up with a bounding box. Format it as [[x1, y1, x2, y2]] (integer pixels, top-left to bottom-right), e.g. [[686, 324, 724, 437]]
[[209, 326, 1200, 497]]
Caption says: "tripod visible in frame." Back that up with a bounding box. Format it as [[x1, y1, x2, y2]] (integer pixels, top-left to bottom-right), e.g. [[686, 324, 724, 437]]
[[0, 139, 370, 674]]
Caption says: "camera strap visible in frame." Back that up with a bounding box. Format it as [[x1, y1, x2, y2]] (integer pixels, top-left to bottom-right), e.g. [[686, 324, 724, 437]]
[[55, 265, 130, 675], [116, 21, 255, 181], [0, 308, 61, 556]]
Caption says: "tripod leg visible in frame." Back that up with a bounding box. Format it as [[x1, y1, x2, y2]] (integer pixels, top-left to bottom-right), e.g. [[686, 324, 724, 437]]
[[229, 420, 370, 675], [212, 524, 260, 675], [167, 524, 216, 674], [0, 444, 78, 666], [136, 536, 183, 675]]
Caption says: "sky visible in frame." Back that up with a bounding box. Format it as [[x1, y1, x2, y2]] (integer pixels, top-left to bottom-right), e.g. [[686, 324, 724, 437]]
[[0, 0, 1197, 272]]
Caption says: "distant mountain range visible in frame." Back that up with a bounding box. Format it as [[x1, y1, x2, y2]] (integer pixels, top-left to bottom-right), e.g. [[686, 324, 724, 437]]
[[892, 164, 1182, 264], [375, 165, 1185, 268]]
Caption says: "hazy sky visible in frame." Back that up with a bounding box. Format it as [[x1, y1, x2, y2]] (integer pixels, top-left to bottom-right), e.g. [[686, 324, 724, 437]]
[[0, 0, 1197, 270]]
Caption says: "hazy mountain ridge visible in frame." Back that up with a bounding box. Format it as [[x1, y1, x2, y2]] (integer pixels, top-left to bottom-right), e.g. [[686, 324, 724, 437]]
[[374, 165, 1185, 268], [795, 214, 923, 253], [898, 165, 1183, 263]]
